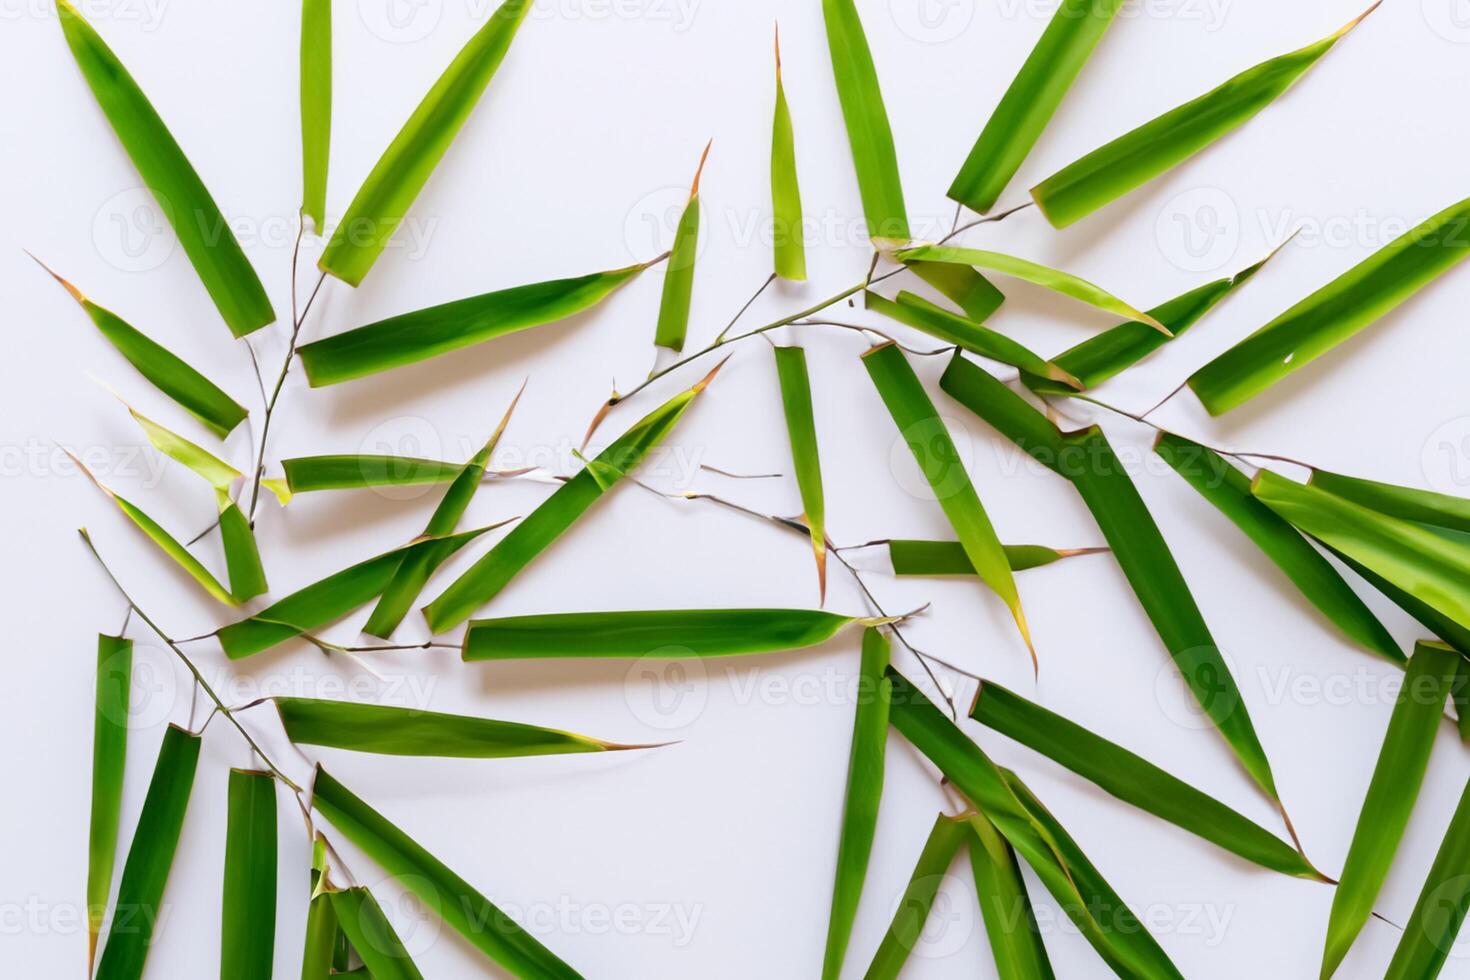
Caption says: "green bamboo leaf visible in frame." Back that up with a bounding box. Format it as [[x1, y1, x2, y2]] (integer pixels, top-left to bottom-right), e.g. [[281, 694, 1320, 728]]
[[95, 725, 201, 980], [1253, 471, 1470, 632], [221, 769, 277, 980], [1384, 773, 1470, 979], [773, 346, 828, 601], [966, 811, 1055, 980], [947, 0, 1124, 214], [300, 835, 348, 980], [367, 387, 523, 638], [887, 671, 1182, 979], [1329, 546, 1470, 658], [895, 245, 1168, 333], [771, 28, 805, 281], [279, 455, 464, 494], [462, 608, 868, 661], [87, 634, 130, 971], [312, 767, 584, 978], [298, 260, 650, 385], [72, 454, 237, 606], [424, 362, 722, 632], [865, 290, 1080, 387], [121, 400, 240, 491], [864, 342, 1034, 668], [1310, 469, 1470, 535], [888, 540, 1104, 576], [1189, 193, 1470, 414], [863, 812, 970, 980], [275, 697, 647, 757], [821, 0, 907, 242], [822, 628, 890, 980], [300, 0, 331, 232], [217, 525, 499, 659], [55, 1, 274, 337], [904, 261, 1006, 325], [655, 142, 710, 353], [35, 262, 248, 438], [318, 0, 532, 285], [1023, 249, 1274, 394], [1031, 7, 1376, 228], [328, 887, 425, 980], [940, 353, 1282, 801], [1323, 641, 1460, 979], [971, 680, 1319, 878], [1155, 433, 1401, 663], [1453, 658, 1470, 745], [217, 491, 269, 602]]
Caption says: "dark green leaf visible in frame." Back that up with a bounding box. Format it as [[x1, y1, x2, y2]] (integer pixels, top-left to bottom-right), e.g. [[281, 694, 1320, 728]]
[[88, 634, 131, 969], [863, 812, 969, 980], [221, 770, 277, 980], [1384, 773, 1470, 979]]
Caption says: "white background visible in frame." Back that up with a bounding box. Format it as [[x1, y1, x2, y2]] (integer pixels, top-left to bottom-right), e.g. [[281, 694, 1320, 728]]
[[4, 0, 1470, 976]]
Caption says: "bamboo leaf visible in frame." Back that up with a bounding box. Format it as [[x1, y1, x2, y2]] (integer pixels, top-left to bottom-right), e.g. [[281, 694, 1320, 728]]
[[221, 770, 277, 980], [1453, 658, 1470, 745], [300, 836, 349, 980], [971, 679, 1319, 878], [771, 28, 805, 281], [773, 346, 828, 601], [865, 290, 1079, 387], [35, 262, 248, 438], [300, 0, 331, 232], [822, 628, 890, 980], [279, 455, 464, 494], [863, 812, 969, 980], [217, 491, 269, 602], [424, 362, 722, 632], [1384, 773, 1470, 979], [463, 608, 867, 661], [1155, 434, 1401, 663], [821, 0, 907, 242], [328, 887, 425, 980], [1189, 193, 1470, 414], [1023, 249, 1274, 394], [217, 526, 499, 659], [318, 0, 532, 285], [1031, 7, 1376, 227], [887, 671, 1182, 979], [904, 261, 1006, 325], [367, 387, 523, 637], [1323, 640, 1459, 978], [1309, 469, 1470, 535], [95, 725, 201, 980], [947, 0, 1125, 214], [55, 1, 274, 336], [940, 353, 1282, 801], [655, 142, 710, 353], [895, 245, 1168, 333], [298, 261, 650, 385], [1329, 545, 1470, 658], [275, 697, 647, 757], [888, 540, 1104, 576], [122, 401, 240, 491], [863, 342, 1034, 668], [72, 454, 237, 606], [312, 767, 584, 978], [966, 812, 1055, 980], [87, 634, 131, 970], [1253, 471, 1470, 632]]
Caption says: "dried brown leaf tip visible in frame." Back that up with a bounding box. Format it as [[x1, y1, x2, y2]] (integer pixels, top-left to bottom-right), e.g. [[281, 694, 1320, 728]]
[[689, 138, 713, 200], [26, 251, 87, 304]]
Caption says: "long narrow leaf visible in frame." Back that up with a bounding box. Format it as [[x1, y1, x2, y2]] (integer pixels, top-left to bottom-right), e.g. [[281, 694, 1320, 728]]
[[123, 401, 240, 490], [279, 455, 463, 494], [773, 346, 827, 600], [87, 634, 131, 970], [971, 680, 1319, 877], [221, 770, 277, 980], [1384, 774, 1470, 980], [654, 143, 709, 353], [888, 540, 1104, 576], [424, 362, 722, 632], [905, 261, 1006, 325], [863, 812, 969, 980], [1309, 469, 1470, 535], [864, 342, 1034, 667], [1189, 194, 1470, 414], [822, 628, 890, 980], [95, 725, 201, 980], [328, 887, 424, 980], [276, 698, 646, 757], [947, 0, 1124, 214], [462, 608, 866, 661], [312, 767, 584, 978], [1322, 640, 1459, 978], [896, 245, 1168, 333], [55, 1, 274, 336], [300, 0, 331, 231], [771, 28, 805, 281], [1155, 433, 1401, 662], [300, 836, 348, 980], [1031, 8, 1375, 227], [300, 260, 650, 385], [318, 0, 532, 285], [967, 812, 1055, 980]]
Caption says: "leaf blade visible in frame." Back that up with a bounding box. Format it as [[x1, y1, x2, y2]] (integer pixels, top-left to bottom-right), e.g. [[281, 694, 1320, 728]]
[[654, 144, 709, 353], [773, 346, 828, 601], [221, 770, 277, 980], [967, 812, 1055, 980], [771, 29, 806, 281], [300, 0, 331, 231], [862, 812, 969, 980], [87, 635, 131, 969]]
